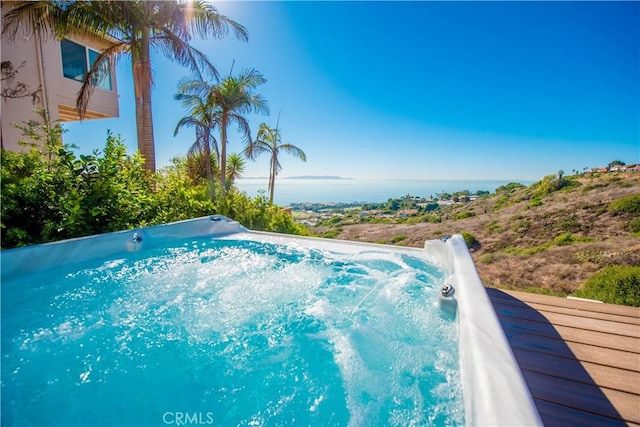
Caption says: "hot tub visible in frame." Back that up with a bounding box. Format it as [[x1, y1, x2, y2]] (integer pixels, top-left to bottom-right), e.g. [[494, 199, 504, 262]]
[[1, 215, 541, 426]]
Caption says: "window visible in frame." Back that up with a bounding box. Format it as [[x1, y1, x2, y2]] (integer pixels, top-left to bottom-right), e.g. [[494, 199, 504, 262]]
[[60, 39, 112, 91]]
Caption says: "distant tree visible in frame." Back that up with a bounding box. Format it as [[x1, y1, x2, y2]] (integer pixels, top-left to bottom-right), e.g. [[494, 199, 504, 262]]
[[608, 160, 626, 168], [244, 122, 306, 203], [386, 198, 400, 211]]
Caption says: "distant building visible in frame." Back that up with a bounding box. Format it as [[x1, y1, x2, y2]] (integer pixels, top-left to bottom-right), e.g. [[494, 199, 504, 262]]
[[1, 2, 119, 151], [591, 167, 609, 173], [590, 164, 639, 174]]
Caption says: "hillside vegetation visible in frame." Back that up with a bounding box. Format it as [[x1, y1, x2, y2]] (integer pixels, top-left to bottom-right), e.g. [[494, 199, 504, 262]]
[[313, 172, 640, 299]]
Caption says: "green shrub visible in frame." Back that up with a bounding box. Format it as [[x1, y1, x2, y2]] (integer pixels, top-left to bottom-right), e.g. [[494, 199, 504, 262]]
[[485, 220, 503, 234], [574, 249, 604, 264], [492, 196, 514, 211], [460, 231, 479, 249], [377, 234, 408, 245], [496, 182, 526, 193], [478, 253, 499, 264], [455, 211, 476, 220], [573, 266, 640, 306], [1, 129, 155, 247], [629, 217, 640, 234], [388, 234, 407, 244], [552, 233, 593, 246], [530, 174, 579, 199], [511, 219, 531, 233], [608, 194, 640, 215], [553, 233, 576, 246], [321, 228, 342, 239], [527, 198, 543, 208]]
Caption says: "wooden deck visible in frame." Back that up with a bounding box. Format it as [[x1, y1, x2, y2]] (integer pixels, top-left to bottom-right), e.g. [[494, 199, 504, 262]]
[[487, 288, 640, 426]]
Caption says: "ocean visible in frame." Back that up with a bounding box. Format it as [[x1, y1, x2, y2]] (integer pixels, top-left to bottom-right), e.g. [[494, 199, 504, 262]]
[[235, 178, 533, 205]]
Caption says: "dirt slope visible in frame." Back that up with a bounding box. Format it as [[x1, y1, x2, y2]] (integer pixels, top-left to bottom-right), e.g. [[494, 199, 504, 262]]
[[313, 173, 640, 295]]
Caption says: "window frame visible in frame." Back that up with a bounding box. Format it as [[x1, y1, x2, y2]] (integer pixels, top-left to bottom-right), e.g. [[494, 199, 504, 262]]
[[60, 38, 112, 92]]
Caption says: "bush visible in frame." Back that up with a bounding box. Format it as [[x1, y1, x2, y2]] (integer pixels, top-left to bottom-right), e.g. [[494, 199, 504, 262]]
[[527, 198, 543, 208], [455, 211, 476, 220], [608, 194, 640, 215], [552, 233, 576, 246], [573, 266, 640, 306], [503, 244, 550, 257], [484, 220, 503, 234], [629, 217, 640, 234], [388, 234, 407, 244], [478, 253, 500, 264], [321, 228, 342, 239], [530, 174, 579, 199], [460, 231, 479, 249], [496, 182, 526, 193], [1, 128, 155, 247], [573, 249, 604, 264]]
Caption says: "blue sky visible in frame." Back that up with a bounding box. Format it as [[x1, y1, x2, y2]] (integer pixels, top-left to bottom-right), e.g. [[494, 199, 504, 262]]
[[63, 1, 639, 180]]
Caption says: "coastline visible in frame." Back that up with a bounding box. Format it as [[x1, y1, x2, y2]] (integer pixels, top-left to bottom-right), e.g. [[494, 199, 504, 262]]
[[236, 178, 534, 205]]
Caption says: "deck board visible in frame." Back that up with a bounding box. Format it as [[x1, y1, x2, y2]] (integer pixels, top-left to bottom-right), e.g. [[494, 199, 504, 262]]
[[487, 288, 640, 426], [503, 329, 640, 372]]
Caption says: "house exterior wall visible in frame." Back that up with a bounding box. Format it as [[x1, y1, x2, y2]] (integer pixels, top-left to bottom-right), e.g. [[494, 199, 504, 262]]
[[1, 3, 119, 151]]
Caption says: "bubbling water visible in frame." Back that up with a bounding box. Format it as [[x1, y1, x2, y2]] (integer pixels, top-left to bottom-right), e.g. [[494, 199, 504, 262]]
[[2, 238, 464, 426]]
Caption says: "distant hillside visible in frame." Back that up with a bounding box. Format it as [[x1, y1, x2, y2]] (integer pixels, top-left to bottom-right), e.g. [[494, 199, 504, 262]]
[[313, 172, 640, 296]]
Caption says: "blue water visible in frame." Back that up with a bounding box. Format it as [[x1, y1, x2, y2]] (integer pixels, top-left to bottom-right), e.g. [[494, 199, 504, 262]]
[[1, 238, 463, 426], [236, 178, 532, 205]]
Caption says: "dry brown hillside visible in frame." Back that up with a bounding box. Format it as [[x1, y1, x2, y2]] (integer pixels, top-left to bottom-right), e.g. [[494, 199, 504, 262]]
[[312, 172, 640, 295]]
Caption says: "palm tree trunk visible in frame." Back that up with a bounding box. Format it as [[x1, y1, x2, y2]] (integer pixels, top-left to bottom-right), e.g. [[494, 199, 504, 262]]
[[220, 114, 228, 190], [203, 133, 215, 200], [269, 152, 276, 203], [133, 26, 156, 173]]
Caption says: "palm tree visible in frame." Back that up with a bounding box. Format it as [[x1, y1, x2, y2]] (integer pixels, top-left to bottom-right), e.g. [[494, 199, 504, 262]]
[[177, 69, 268, 190], [245, 122, 307, 203], [226, 153, 246, 188], [2, 0, 248, 173], [174, 79, 219, 185]]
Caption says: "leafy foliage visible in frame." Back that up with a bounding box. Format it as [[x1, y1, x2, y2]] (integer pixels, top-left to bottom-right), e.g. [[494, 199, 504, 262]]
[[496, 182, 526, 193], [460, 231, 479, 249], [455, 211, 476, 220], [608, 194, 640, 215], [1, 121, 307, 249], [573, 266, 640, 307]]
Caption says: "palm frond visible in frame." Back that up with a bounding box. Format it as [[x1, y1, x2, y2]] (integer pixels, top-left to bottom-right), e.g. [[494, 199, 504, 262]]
[[2, 1, 68, 40], [280, 144, 307, 162], [76, 41, 127, 118], [152, 31, 219, 81], [185, 0, 248, 42]]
